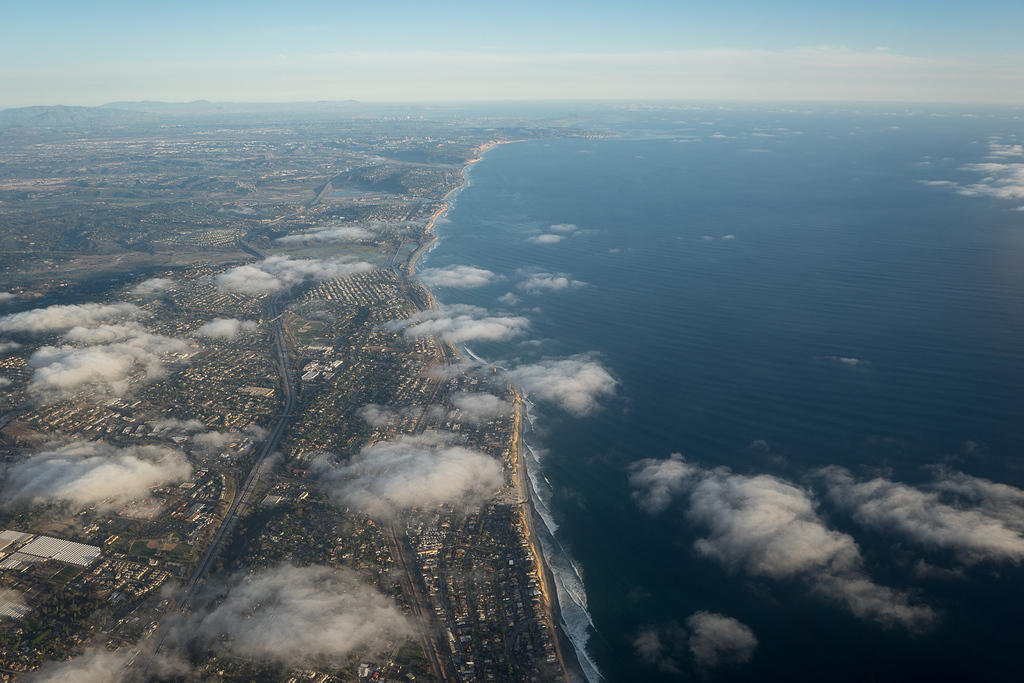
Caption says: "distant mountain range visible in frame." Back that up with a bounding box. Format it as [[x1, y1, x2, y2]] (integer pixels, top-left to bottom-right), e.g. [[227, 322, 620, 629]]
[[0, 104, 149, 129], [0, 100, 366, 130], [100, 99, 360, 113]]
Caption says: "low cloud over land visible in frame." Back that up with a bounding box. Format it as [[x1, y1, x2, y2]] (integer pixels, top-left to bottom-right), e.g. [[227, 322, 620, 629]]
[[0, 302, 141, 334], [317, 431, 503, 519], [357, 403, 409, 427], [276, 225, 376, 244], [2, 441, 191, 509], [29, 648, 132, 683], [191, 426, 265, 454], [0, 304, 187, 402], [27, 329, 188, 401], [630, 455, 935, 630], [28, 647, 188, 683], [450, 392, 512, 423], [0, 588, 27, 619], [216, 255, 374, 295], [149, 417, 205, 435], [385, 304, 528, 343], [61, 322, 150, 345], [356, 403, 444, 427], [190, 565, 410, 664], [194, 317, 258, 339], [131, 278, 174, 295]]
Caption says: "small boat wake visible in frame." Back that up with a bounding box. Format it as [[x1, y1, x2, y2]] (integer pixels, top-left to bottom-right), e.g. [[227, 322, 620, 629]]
[[462, 345, 487, 364]]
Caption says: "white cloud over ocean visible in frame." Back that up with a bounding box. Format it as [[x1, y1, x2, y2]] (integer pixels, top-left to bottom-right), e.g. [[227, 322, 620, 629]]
[[818, 466, 1024, 565], [630, 455, 936, 630], [516, 271, 587, 294], [418, 264, 498, 289], [924, 140, 1024, 202], [507, 356, 617, 416], [385, 304, 529, 343], [988, 143, 1024, 158], [629, 453, 699, 514], [633, 612, 757, 673], [686, 611, 758, 669], [958, 161, 1024, 200], [528, 233, 565, 244]]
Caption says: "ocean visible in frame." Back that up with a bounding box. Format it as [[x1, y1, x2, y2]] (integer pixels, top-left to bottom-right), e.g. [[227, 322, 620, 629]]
[[422, 106, 1024, 682]]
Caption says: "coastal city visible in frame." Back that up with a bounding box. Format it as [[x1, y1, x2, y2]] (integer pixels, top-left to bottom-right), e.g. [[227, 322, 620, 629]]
[[0, 107, 591, 681], [5, 3, 1024, 682]]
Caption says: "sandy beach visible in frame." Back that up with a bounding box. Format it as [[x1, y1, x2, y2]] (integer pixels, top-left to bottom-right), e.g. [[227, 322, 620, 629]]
[[511, 388, 583, 681], [403, 140, 516, 279], [402, 139, 581, 681]]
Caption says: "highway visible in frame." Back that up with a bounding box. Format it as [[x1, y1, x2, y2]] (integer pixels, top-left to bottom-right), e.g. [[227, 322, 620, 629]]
[[132, 243, 298, 676], [386, 522, 455, 681], [142, 233, 448, 677], [175, 288, 295, 609], [167, 239, 297, 609]]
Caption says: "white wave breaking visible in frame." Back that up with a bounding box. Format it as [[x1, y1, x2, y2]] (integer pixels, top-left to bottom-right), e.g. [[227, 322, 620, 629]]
[[522, 414, 603, 682]]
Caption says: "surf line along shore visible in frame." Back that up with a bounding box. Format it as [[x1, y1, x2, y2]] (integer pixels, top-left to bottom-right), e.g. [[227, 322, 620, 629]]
[[510, 387, 584, 681], [402, 138, 584, 681]]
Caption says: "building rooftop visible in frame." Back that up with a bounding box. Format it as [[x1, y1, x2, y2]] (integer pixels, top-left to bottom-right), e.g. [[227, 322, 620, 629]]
[[16, 535, 102, 567]]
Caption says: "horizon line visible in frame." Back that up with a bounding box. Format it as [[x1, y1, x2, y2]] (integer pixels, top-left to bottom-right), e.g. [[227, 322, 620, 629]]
[[4, 97, 1024, 112]]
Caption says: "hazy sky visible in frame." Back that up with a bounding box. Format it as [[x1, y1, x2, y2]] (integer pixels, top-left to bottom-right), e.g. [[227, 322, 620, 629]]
[[3, 0, 1024, 107]]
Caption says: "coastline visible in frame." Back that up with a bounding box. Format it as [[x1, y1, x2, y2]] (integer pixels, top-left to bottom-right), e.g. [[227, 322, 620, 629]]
[[512, 389, 587, 682], [403, 140, 516, 280], [403, 139, 585, 682]]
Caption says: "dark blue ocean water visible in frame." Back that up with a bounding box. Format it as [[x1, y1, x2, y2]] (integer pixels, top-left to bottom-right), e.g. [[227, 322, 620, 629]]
[[423, 108, 1024, 682]]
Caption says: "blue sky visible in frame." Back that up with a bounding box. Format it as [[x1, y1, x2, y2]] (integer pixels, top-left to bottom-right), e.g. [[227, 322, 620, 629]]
[[3, 1, 1023, 106]]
